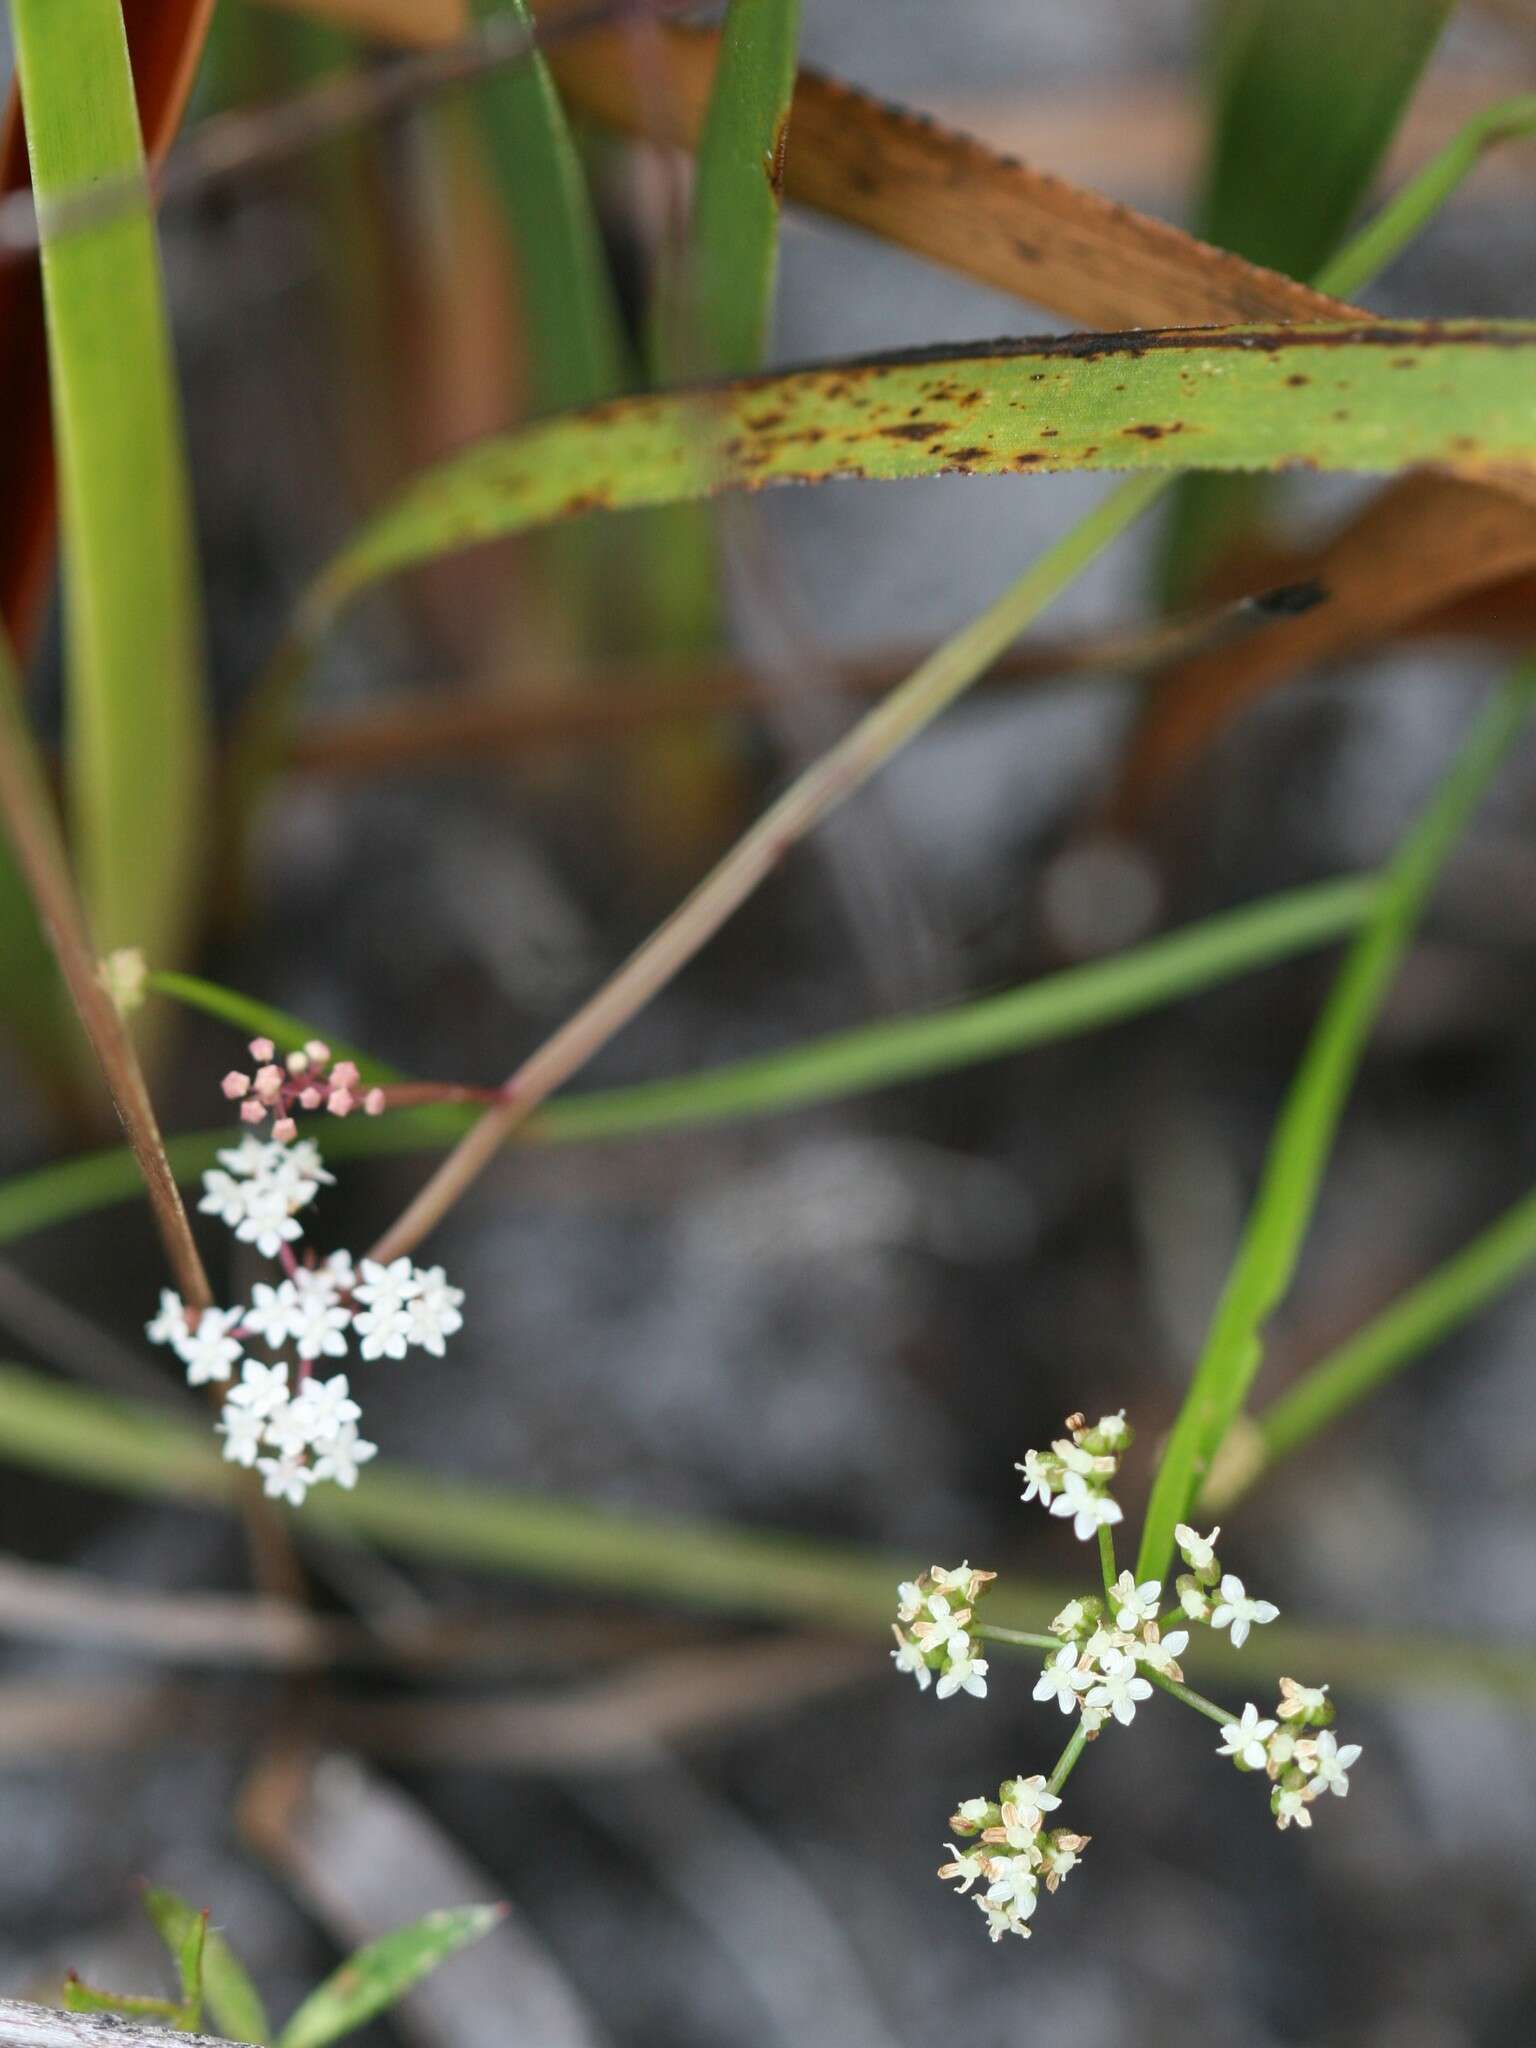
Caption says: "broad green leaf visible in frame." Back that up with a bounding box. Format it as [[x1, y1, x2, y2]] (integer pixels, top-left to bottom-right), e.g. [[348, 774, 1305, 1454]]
[[292, 321, 1536, 639], [1167, 0, 1452, 594], [277, 1907, 502, 2048], [11, 0, 209, 969], [0, 877, 1375, 1248], [144, 1886, 271, 2045], [1136, 659, 1536, 1585], [0, 1362, 1534, 1700], [654, 0, 802, 377], [470, 0, 629, 412]]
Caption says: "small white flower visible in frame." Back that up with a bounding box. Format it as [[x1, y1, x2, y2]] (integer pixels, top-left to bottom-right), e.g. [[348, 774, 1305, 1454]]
[[174, 1307, 243, 1387], [928, 1561, 991, 1603], [896, 1580, 924, 1624], [404, 1264, 464, 1355], [354, 1256, 420, 1316], [1277, 1678, 1330, 1724], [1111, 1571, 1162, 1630], [145, 1289, 189, 1348], [256, 1452, 312, 1507], [292, 1372, 362, 1441], [353, 1299, 412, 1362], [237, 1194, 304, 1261], [1084, 1649, 1152, 1727], [1175, 1523, 1220, 1571], [937, 1845, 987, 1894], [1052, 1437, 1098, 1477], [244, 1280, 300, 1348], [1209, 1574, 1280, 1650], [1050, 1598, 1088, 1639], [1094, 1410, 1129, 1446], [262, 1396, 318, 1461], [1180, 1581, 1210, 1621], [1136, 1627, 1189, 1675], [935, 1650, 988, 1701], [225, 1358, 290, 1418], [912, 1596, 971, 1660], [950, 1798, 992, 1832], [1033, 1645, 1089, 1716], [1079, 1704, 1110, 1736], [890, 1626, 931, 1691], [1216, 1702, 1278, 1771], [1049, 1470, 1123, 1543], [975, 1896, 1031, 1943], [982, 1860, 1037, 1917], [310, 1420, 377, 1491], [290, 1290, 351, 1361], [1001, 1775, 1060, 1826], [292, 1250, 354, 1306], [215, 1403, 266, 1468], [1040, 1833, 1087, 1891], [1016, 1449, 1057, 1506], [1084, 1624, 1128, 1664], [1273, 1783, 1313, 1831], [1301, 1729, 1360, 1798]]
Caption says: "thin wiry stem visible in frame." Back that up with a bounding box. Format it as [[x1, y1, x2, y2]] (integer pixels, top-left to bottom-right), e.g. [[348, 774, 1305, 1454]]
[[1142, 1664, 1235, 1729], [1046, 1722, 1090, 1796]]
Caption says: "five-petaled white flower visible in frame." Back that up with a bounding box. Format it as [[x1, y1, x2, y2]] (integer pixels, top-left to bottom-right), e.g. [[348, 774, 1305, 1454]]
[[1273, 1783, 1313, 1831], [226, 1358, 290, 1418], [1302, 1729, 1360, 1797], [1210, 1574, 1280, 1649], [1084, 1649, 1152, 1727], [1216, 1702, 1277, 1771], [1016, 1449, 1057, 1505], [257, 1451, 312, 1507], [175, 1307, 244, 1387], [982, 1862, 1037, 1916], [935, 1650, 988, 1701], [310, 1420, 378, 1491], [1049, 1470, 1123, 1542], [1135, 1627, 1189, 1676], [896, 1580, 924, 1624], [145, 1289, 189, 1349], [890, 1627, 931, 1690], [1111, 1571, 1162, 1630], [1033, 1645, 1089, 1715], [215, 1404, 266, 1468], [405, 1265, 465, 1356], [293, 1372, 362, 1441]]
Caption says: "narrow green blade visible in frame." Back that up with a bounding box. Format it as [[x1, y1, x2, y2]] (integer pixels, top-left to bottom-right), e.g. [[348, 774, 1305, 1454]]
[[277, 1908, 502, 2048]]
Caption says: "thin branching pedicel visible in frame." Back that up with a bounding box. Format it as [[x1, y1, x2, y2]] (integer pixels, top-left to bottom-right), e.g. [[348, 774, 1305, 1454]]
[[144, 1040, 464, 1504], [895, 1411, 1362, 1942]]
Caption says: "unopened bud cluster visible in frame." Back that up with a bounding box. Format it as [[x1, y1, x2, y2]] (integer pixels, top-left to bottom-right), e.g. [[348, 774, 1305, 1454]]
[[144, 1059, 464, 1504], [938, 1777, 1088, 1942], [221, 1035, 386, 1143]]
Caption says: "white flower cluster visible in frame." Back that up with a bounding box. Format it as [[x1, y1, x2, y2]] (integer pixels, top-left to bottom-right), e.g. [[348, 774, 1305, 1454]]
[[890, 1562, 996, 1701], [1033, 1578, 1185, 1734], [1016, 1410, 1127, 1541], [1217, 1678, 1362, 1832], [146, 1131, 464, 1505], [1172, 1521, 1280, 1648], [938, 1777, 1088, 1942]]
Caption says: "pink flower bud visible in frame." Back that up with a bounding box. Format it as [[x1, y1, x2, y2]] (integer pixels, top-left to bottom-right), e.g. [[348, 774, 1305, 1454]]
[[249, 1037, 275, 1062], [328, 1088, 355, 1118], [330, 1060, 360, 1089], [364, 1089, 387, 1117], [273, 1117, 298, 1144], [221, 1071, 251, 1100], [253, 1064, 284, 1102], [239, 1099, 266, 1124], [299, 1086, 323, 1110], [305, 1039, 332, 1064]]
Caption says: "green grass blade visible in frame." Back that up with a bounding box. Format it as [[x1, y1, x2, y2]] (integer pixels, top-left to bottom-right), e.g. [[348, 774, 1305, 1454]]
[[289, 321, 1536, 641], [0, 877, 1377, 1247], [1239, 1179, 1536, 1489], [143, 1888, 270, 2046], [654, 0, 802, 377], [0, 1363, 1532, 1701], [12, 0, 209, 970], [469, 0, 629, 412], [278, 1908, 502, 2048], [1166, 0, 1452, 596], [1136, 659, 1536, 1584]]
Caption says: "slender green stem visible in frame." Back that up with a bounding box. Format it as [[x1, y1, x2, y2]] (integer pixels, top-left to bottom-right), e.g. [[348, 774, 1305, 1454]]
[[1136, 659, 1536, 1584], [1097, 1524, 1119, 1599], [1209, 1177, 1536, 1508], [971, 1625, 1059, 1654], [1142, 1664, 1234, 1729], [1313, 92, 1536, 297], [1046, 1723, 1090, 1796]]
